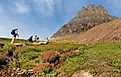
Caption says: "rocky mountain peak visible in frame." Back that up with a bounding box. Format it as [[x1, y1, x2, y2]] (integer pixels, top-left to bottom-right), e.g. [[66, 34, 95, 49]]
[[51, 4, 117, 38], [76, 4, 109, 18]]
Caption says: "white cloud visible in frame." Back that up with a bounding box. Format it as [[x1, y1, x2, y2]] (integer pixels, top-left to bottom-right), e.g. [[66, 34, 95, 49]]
[[14, 2, 30, 14], [34, 0, 55, 16]]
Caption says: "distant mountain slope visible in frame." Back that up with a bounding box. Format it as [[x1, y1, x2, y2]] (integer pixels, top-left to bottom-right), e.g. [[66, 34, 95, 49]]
[[52, 4, 117, 38], [52, 19, 121, 44], [76, 19, 121, 43]]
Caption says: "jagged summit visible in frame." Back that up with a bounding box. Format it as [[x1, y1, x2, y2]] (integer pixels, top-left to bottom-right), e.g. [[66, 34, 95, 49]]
[[52, 4, 117, 38], [77, 4, 109, 18]]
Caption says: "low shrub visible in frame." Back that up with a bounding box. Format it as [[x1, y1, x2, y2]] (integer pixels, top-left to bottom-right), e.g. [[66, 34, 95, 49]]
[[0, 54, 8, 66], [33, 62, 51, 75], [42, 51, 60, 63]]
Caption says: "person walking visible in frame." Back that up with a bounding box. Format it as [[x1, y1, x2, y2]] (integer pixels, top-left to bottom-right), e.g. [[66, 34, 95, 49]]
[[28, 36, 33, 43], [10, 29, 19, 44], [34, 35, 39, 42]]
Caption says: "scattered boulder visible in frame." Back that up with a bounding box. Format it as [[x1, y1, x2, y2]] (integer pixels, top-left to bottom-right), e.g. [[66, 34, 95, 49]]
[[71, 70, 93, 77]]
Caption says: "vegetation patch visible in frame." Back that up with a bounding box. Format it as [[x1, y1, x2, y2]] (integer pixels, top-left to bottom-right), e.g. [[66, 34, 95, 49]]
[[0, 38, 121, 77]]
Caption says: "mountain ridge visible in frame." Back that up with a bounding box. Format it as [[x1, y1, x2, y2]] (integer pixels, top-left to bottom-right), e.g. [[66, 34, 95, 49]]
[[52, 4, 118, 38], [51, 19, 121, 44]]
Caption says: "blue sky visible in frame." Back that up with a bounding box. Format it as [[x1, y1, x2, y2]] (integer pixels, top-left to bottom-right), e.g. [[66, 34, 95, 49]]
[[0, 0, 121, 39]]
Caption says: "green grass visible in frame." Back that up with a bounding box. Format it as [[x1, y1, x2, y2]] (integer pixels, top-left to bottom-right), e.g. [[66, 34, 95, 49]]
[[10, 41, 82, 70], [0, 37, 27, 43], [48, 42, 121, 77], [0, 37, 121, 77]]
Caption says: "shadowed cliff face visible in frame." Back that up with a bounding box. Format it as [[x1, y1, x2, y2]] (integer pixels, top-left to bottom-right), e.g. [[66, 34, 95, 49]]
[[52, 4, 118, 38]]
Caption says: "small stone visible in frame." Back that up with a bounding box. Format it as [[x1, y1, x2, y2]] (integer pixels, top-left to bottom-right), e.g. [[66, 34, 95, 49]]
[[11, 73, 14, 77], [16, 68, 21, 72], [13, 68, 16, 71]]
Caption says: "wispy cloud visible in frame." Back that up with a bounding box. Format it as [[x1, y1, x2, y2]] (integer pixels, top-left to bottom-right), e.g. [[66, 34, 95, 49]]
[[34, 0, 55, 16], [14, 2, 30, 14]]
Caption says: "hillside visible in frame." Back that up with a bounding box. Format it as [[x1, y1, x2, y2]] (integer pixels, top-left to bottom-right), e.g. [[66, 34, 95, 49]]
[[52, 19, 121, 44], [76, 19, 121, 43], [0, 39, 121, 77], [52, 4, 117, 38]]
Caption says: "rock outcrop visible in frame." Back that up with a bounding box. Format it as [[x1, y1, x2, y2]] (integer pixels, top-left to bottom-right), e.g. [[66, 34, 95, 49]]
[[52, 4, 117, 38]]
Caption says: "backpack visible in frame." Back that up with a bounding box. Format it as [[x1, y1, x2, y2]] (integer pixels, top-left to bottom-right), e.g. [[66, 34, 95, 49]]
[[11, 30, 15, 35]]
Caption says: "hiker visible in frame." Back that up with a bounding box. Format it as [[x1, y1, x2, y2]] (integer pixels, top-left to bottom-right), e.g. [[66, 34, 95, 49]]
[[34, 35, 39, 42], [46, 37, 49, 42], [37, 37, 39, 41], [28, 36, 33, 43], [10, 29, 19, 44], [34, 35, 37, 42]]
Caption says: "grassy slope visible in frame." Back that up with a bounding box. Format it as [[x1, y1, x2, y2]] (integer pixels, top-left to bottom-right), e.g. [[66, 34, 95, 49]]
[[0, 38, 27, 53], [16, 42, 81, 70], [55, 42, 121, 77], [0, 38, 121, 77], [0, 37, 27, 44]]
